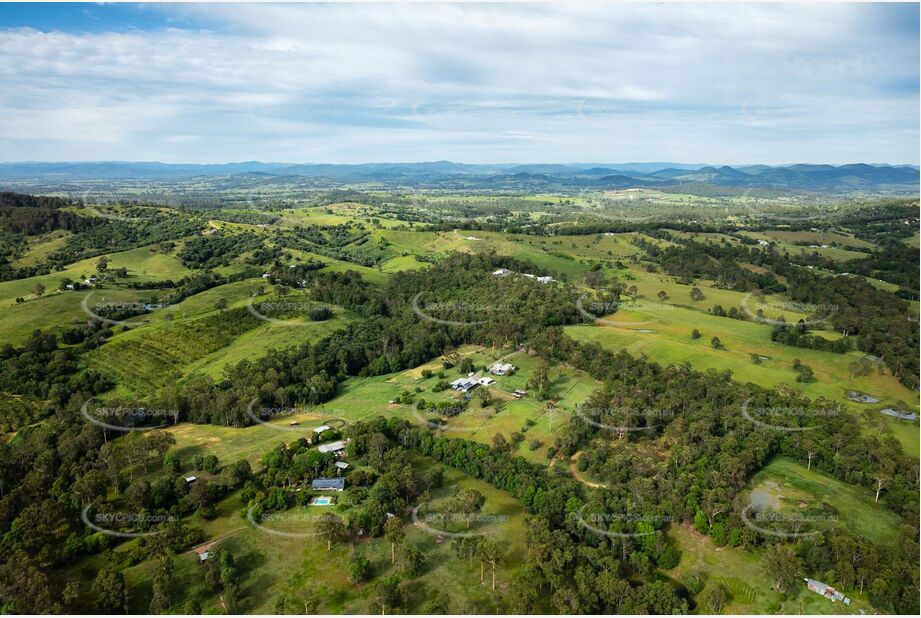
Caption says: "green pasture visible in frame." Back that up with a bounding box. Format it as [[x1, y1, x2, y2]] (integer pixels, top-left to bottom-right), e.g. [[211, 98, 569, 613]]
[[746, 457, 901, 545], [563, 303, 918, 413], [738, 231, 869, 262], [0, 243, 191, 306], [12, 229, 72, 267], [0, 287, 148, 346]]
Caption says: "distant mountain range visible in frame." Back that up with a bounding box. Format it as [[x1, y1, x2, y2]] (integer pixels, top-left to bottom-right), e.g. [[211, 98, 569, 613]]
[[0, 160, 917, 192]]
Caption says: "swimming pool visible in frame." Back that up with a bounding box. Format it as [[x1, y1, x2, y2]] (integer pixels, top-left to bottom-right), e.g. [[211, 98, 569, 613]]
[[309, 496, 333, 506]]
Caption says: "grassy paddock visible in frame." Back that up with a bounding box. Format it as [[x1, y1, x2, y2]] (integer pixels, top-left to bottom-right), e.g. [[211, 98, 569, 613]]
[[746, 457, 901, 545]]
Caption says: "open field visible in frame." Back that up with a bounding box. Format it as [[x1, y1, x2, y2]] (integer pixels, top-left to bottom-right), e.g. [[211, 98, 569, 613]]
[[0, 243, 192, 305], [746, 457, 901, 545], [564, 305, 916, 411], [384, 229, 632, 279], [738, 231, 871, 262], [605, 267, 815, 323], [277, 203, 410, 229], [285, 249, 389, 285], [0, 287, 151, 346], [566, 313, 919, 457], [11, 229, 72, 267], [757, 230, 875, 251]]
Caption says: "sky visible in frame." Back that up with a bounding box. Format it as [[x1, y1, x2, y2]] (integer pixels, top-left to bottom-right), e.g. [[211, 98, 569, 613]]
[[0, 2, 918, 165]]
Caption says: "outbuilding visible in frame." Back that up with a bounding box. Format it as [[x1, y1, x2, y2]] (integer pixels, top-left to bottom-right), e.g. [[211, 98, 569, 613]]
[[318, 440, 347, 456]]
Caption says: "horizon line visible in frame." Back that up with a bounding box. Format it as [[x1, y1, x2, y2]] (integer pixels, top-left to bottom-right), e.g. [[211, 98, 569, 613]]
[[1, 160, 918, 168]]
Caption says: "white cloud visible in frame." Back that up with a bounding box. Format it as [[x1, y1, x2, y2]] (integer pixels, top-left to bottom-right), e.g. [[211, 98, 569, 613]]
[[0, 2, 916, 163]]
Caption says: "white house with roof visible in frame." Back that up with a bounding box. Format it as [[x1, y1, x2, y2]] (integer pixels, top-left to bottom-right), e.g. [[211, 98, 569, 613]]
[[489, 362, 515, 376]]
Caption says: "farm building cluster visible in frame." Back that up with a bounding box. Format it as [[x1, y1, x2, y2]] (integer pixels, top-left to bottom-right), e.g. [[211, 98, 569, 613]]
[[449, 362, 516, 394], [445, 359, 525, 403], [449, 375, 490, 393]]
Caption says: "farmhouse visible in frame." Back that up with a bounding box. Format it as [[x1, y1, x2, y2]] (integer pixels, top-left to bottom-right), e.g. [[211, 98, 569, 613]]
[[311, 477, 346, 492], [477, 376, 495, 386], [489, 362, 515, 376]]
